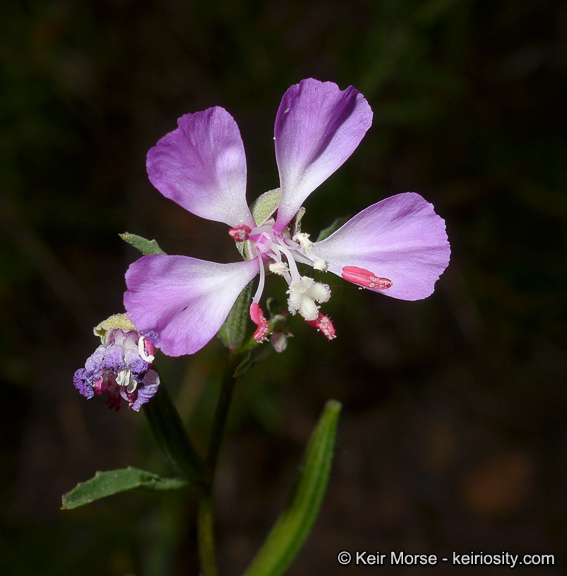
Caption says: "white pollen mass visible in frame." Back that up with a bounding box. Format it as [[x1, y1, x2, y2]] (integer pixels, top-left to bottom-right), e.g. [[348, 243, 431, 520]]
[[312, 258, 329, 271], [269, 261, 289, 276], [292, 232, 313, 253], [286, 276, 331, 321]]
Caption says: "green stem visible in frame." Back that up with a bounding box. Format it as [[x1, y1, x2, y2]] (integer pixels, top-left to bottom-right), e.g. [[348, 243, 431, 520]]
[[196, 352, 241, 576], [206, 354, 239, 472], [197, 493, 218, 576]]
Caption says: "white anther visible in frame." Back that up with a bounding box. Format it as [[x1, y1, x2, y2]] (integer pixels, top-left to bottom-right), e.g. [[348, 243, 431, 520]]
[[269, 261, 289, 276], [312, 258, 329, 271], [292, 232, 313, 253]]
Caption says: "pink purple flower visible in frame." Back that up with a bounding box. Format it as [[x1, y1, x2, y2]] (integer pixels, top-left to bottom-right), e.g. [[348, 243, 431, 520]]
[[124, 79, 450, 357], [73, 314, 161, 411]]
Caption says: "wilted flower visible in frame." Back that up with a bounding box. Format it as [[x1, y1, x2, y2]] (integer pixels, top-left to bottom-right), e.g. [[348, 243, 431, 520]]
[[124, 79, 450, 357], [73, 314, 160, 411]]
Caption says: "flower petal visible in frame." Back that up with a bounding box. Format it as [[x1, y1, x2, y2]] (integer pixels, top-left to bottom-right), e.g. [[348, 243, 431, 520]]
[[130, 370, 161, 412], [147, 107, 255, 227], [312, 193, 450, 301], [124, 255, 259, 356], [274, 79, 373, 231]]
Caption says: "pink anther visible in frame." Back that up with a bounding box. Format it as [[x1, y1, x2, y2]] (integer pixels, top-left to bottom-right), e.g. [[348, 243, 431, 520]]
[[250, 302, 269, 342], [341, 266, 392, 290], [306, 313, 336, 340], [228, 224, 252, 242]]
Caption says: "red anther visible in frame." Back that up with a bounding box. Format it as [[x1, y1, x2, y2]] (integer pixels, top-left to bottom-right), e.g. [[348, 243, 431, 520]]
[[228, 224, 252, 242], [341, 266, 392, 290], [250, 302, 269, 342], [306, 313, 336, 340]]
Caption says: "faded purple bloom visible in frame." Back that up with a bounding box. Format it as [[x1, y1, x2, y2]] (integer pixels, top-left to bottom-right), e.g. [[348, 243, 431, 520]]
[[124, 79, 450, 357], [73, 314, 160, 411]]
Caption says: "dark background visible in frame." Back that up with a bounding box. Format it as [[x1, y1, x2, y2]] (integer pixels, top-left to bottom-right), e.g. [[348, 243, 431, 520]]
[[1, 0, 566, 574]]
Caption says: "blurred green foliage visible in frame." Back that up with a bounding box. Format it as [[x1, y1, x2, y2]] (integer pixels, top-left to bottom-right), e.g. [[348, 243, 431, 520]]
[[1, 0, 566, 574]]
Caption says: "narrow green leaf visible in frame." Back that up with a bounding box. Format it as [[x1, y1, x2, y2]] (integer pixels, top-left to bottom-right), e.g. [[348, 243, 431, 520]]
[[243, 400, 342, 576], [120, 232, 166, 255], [61, 467, 187, 510], [218, 281, 253, 351]]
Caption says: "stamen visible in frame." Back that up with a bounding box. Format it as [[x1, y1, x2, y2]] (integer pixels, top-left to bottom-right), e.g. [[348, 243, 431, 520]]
[[138, 336, 155, 363], [228, 224, 252, 242], [269, 261, 289, 276], [292, 232, 313, 253], [341, 266, 392, 290], [306, 313, 336, 340], [277, 242, 302, 282], [312, 258, 329, 271], [252, 254, 266, 304], [250, 303, 269, 342]]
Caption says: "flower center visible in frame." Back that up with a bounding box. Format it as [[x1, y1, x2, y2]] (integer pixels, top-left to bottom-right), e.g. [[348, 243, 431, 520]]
[[230, 220, 335, 340]]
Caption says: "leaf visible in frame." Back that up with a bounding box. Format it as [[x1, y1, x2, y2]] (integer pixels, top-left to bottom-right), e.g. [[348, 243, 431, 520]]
[[61, 467, 187, 510], [242, 400, 342, 576], [315, 216, 350, 242], [120, 232, 166, 255]]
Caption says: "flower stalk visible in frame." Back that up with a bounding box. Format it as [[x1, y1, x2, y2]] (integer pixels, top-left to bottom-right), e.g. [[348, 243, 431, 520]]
[[196, 347, 252, 575], [142, 383, 208, 487]]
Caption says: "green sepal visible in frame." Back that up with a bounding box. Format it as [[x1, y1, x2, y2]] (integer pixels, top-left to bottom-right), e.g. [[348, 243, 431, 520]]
[[218, 281, 253, 351], [93, 313, 137, 342], [315, 216, 350, 242], [291, 206, 306, 236], [120, 232, 166, 255], [242, 400, 342, 576], [236, 189, 282, 259], [251, 188, 281, 225], [143, 386, 209, 486], [61, 467, 187, 510], [232, 341, 272, 377]]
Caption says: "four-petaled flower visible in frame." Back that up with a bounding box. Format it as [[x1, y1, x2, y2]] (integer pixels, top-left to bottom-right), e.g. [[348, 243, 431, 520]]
[[124, 79, 450, 357], [73, 314, 161, 411]]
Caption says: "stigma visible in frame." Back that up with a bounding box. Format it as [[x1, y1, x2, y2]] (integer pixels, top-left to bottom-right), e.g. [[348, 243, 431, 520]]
[[287, 276, 331, 321]]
